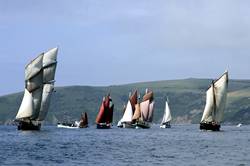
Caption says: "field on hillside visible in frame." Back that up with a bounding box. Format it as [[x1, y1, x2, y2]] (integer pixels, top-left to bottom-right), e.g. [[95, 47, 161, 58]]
[[0, 79, 250, 125]]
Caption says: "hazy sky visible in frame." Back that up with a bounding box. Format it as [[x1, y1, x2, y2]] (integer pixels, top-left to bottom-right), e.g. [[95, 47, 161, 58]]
[[0, 0, 250, 95]]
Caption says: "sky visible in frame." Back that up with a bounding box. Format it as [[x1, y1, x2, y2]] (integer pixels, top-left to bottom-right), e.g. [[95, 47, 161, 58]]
[[0, 0, 250, 95]]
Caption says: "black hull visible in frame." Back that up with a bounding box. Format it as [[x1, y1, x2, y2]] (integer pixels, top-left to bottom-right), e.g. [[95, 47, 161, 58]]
[[160, 123, 171, 128], [200, 123, 220, 131], [96, 124, 111, 129], [122, 122, 136, 129], [79, 125, 88, 128], [17, 121, 41, 131], [136, 121, 150, 129]]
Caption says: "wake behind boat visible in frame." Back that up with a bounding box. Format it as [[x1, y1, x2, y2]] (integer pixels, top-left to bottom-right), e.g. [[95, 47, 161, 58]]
[[57, 112, 88, 129], [15, 48, 58, 130], [200, 71, 229, 131]]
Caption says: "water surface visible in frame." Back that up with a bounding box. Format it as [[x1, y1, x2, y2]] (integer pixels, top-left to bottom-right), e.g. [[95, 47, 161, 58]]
[[0, 124, 249, 166]]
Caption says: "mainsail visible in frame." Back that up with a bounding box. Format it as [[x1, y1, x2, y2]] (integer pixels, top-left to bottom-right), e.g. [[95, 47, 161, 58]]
[[16, 47, 58, 123], [201, 71, 228, 123], [161, 101, 172, 124]]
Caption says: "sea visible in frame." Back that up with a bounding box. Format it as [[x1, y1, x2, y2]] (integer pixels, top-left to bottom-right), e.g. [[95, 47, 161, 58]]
[[0, 124, 249, 166]]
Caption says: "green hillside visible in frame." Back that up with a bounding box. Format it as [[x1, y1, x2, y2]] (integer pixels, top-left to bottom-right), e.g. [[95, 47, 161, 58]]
[[1, 79, 250, 125]]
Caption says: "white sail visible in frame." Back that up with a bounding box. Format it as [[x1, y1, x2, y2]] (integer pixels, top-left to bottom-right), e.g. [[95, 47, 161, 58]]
[[25, 54, 44, 81], [201, 71, 228, 123], [25, 54, 44, 92], [161, 101, 172, 124], [214, 72, 228, 123], [37, 84, 54, 121], [43, 47, 58, 83], [31, 87, 43, 119], [16, 47, 58, 122], [140, 100, 150, 121], [147, 101, 155, 122], [16, 89, 34, 119], [120, 101, 133, 123], [201, 84, 214, 123]]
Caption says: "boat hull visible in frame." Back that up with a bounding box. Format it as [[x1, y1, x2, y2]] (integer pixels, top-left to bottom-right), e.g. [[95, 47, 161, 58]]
[[160, 123, 171, 128], [17, 121, 41, 130], [57, 124, 78, 129], [200, 122, 220, 131], [96, 123, 111, 129], [136, 121, 150, 129], [79, 125, 88, 128], [122, 122, 136, 129]]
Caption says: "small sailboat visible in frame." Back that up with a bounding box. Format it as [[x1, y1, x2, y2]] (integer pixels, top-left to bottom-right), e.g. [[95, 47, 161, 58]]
[[96, 94, 114, 129], [117, 90, 138, 128], [160, 100, 172, 128], [57, 112, 88, 129], [15, 48, 58, 130], [200, 71, 229, 131], [135, 89, 155, 129]]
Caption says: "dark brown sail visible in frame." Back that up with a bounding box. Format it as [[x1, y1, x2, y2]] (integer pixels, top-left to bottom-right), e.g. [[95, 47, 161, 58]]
[[79, 112, 88, 128], [129, 90, 138, 113]]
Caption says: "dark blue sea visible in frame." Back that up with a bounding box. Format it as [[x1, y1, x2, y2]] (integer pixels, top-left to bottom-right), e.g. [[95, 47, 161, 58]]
[[0, 124, 249, 166]]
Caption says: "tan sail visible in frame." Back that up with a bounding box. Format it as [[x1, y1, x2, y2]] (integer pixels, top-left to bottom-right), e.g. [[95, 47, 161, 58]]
[[147, 101, 155, 122], [132, 104, 141, 120], [143, 91, 153, 102], [140, 100, 150, 121]]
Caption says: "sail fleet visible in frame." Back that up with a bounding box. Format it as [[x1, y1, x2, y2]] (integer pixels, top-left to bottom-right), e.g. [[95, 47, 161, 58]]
[[13, 48, 230, 131]]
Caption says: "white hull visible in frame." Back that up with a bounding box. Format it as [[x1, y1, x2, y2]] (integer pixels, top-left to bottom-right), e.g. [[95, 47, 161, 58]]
[[160, 124, 171, 128], [236, 123, 242, 127], [57, 124, 79, 129]]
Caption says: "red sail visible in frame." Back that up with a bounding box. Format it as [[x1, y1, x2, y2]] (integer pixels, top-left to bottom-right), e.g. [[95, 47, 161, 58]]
[[96, 94, 114, 124], [95, 102, 105, 124], [106, 104, 114, 124]]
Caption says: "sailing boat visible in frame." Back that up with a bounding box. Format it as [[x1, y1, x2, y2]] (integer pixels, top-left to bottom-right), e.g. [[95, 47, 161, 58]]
[[15, 47, 58, 130], [57, 112, 88, 129], [117, 90, 138, 128], [96, 94, 114, 129], [160, 100, 172, 128], [135, 89, 155, 129], [200, 71, 229, 131]]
